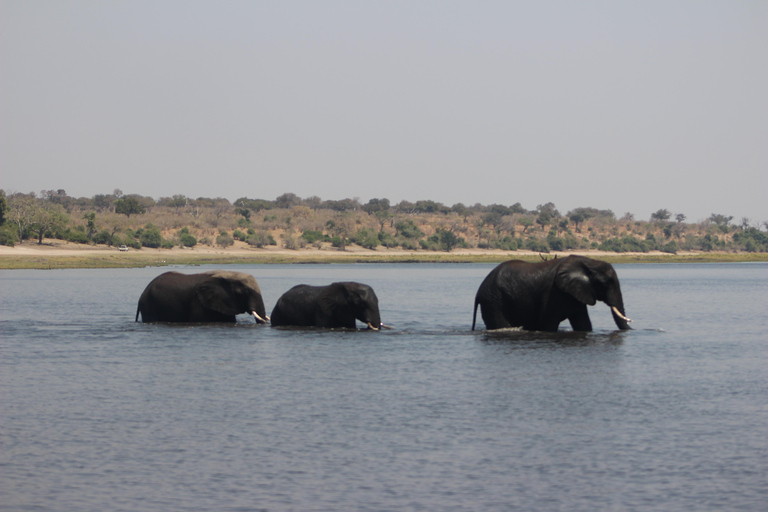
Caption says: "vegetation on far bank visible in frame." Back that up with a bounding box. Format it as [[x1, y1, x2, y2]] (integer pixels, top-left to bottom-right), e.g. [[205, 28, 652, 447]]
[[1, 244, 766, 270], [1, 189, 767, 259]]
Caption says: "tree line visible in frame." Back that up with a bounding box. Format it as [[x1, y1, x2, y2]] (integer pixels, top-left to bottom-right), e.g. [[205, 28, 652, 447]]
[[1, 189, 766, 253]]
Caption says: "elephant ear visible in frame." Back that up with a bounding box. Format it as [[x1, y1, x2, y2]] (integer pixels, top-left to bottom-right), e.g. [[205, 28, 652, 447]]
[[555, 265, 597, 306], [196, 278, 240, 315], [318, 283, 349, 314]]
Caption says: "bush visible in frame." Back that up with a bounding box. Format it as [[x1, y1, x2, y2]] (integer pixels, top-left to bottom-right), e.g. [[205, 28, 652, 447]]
[[64, 230, 90, 244], [598, 238, 625, 252], [661, 241, 678, 254], [246, 232, 276, 248], [124, 238, 142, 249], [547, 235, 564, 252], [301, 230, 327, 243], [377, 231, 398, 248], [437, 229, 460, 252], [180, 234, 197, 247], [0, 226, 18, 247], [493, 236, 519, 251], [138, 225, 165, 248], [733, 228, 768, 252], [92, 230, 113, 245], [419, 238, 439, 251], [598, 236, 650, 253], [524, 238, 550, 253], [216, 234, 234, 248], [232, 229, 247, 241], [395, 220, 424, 239], [355, 229, 380, 249]]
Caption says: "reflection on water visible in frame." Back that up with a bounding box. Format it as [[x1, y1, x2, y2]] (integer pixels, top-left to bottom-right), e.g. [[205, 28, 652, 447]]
[[478, 328, 630, 348], [1, 263, 766, 512]]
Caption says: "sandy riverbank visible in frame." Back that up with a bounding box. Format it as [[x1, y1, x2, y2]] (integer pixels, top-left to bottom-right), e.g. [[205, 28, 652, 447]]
[[1, 239, 765, 269]]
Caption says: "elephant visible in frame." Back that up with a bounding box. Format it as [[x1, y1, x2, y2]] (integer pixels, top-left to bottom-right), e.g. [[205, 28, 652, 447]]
[[136, 270, 269, 324], [472, 255, 632, 332], [270, 282, 384, 330]]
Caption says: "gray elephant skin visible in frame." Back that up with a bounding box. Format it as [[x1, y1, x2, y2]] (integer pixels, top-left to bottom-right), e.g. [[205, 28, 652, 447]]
[[270, 282, 383, 330], [136, 270, 269, 323], [472, 255, 632, 332]]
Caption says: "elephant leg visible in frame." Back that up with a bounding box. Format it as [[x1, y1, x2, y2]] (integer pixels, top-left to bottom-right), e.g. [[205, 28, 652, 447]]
[[480, 304, 512, 330], [568, 304, 593, 331]]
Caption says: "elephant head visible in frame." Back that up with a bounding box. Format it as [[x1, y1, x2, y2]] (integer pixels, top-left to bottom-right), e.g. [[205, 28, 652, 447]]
[[196, 271, 270, 323], [553, 257, 631, 330]]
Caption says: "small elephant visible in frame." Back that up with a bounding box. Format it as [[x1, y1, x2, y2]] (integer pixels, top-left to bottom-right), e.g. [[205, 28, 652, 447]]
[[136, 270, 269, 323], [271, 282, 383, 330], [472, 255, 632, 332]]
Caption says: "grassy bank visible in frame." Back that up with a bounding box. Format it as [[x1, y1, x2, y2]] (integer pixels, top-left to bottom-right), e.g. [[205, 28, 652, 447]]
[[1, 248, 766, 270]]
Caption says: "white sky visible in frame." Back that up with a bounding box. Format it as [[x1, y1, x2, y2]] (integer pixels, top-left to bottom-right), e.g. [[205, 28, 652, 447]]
[[2, 1, 766, 223]]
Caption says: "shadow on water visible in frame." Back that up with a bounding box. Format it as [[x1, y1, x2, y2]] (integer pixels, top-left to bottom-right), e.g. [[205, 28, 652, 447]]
[[477, 328, 631, 349]]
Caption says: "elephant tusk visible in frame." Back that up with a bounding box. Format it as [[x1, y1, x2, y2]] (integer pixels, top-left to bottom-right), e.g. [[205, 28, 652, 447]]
[[611, 306, 632, 323], [252, 311, 270, 324], [366, 322, 380, 331], [379, 323, 394, 330]]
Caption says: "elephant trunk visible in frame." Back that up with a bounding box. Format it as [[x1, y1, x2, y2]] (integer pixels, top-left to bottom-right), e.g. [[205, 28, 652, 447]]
[[610, 306, 632, 330]]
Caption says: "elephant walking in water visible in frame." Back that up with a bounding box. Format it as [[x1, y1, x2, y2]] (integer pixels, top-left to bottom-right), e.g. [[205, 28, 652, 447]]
[[472, 256, 632, 332], [271, 282, 384, 330], [136, 270, 269, 324]]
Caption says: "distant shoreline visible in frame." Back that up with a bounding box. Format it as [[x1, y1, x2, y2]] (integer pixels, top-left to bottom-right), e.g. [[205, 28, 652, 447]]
[[1, 239, 766, 269]]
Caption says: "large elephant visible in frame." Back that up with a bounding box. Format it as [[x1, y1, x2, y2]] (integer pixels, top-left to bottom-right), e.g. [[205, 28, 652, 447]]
[[136, 270, 269, 324], [472, 256, 632, 332], [270, 282, 383, 330]]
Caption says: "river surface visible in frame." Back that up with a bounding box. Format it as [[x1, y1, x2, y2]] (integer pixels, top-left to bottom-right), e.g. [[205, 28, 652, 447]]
[[1, 262, 766, 511]]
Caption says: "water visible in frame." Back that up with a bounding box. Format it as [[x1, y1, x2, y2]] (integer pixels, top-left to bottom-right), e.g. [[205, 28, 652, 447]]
[[1, 263, 766, 511]]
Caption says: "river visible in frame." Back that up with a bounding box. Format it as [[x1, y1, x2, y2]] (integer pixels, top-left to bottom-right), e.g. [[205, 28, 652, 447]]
[[1, 263, 766, 511]]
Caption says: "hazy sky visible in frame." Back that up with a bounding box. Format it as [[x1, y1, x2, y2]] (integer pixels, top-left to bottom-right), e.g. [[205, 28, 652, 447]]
[[2, 1, 766, 223]]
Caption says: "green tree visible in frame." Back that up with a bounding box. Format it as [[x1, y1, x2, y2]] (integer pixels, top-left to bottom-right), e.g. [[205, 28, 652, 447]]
[[30, 203, 68, 244], [0, 190, 8, 225], [651, 209, 671, 222], [216, 233, 234, 248], [301, 230, 327, 243], [394, 220, 424, 239], [373, 209, 393, 231], [362, 198, 390, 214], [7, 194, 37, 241], [518, 216, 534, 234], [138, 224, 164, 248], [114, 196, 146, 217], [178, 227, 197, 247], [236, 207, 251, 221], [413, 200, 448, 214], [708, 213, 733, 234], [437, 229, 460, 252], [275, 193, 302, 209], [163, 194, 188, 213], [92, 193, 116, 211], [0, 192, 17, 246], [247, 232, 276, 248], [83, 212, 97, 239]]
